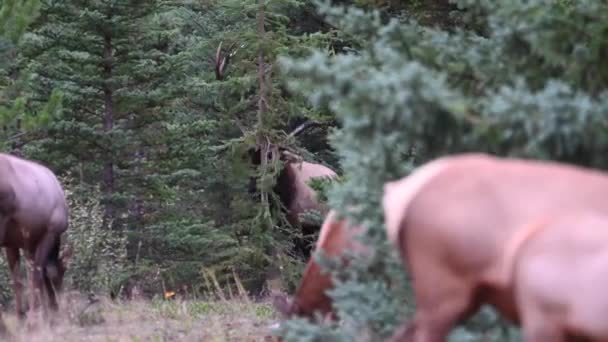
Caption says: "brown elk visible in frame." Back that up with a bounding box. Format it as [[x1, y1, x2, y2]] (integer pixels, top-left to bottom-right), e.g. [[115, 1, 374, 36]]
[[248, 122, 338, 258], [0, 153, 71, 323], [273, 209, 368, 319], [382, 152, 608, 342], [501, 211, 608, 342]]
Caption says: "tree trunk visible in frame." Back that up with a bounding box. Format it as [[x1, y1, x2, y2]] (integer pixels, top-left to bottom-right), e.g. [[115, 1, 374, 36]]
[[128, 148, 144, 227], [10, 118, 22, 157], [256, 0, 285, 295], [257, 0, 268, 126], [102, 32, 115, 229]]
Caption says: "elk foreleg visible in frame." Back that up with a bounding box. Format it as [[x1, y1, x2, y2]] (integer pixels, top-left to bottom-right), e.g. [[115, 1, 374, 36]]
[[273, 258, 335, 320], [0, 188, 15, 245], [6, 247, 25, 319], [389, 260, 479, 342]]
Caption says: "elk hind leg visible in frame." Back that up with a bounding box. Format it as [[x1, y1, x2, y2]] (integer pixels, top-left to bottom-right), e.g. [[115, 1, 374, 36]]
[[389, 271, 479, 342]]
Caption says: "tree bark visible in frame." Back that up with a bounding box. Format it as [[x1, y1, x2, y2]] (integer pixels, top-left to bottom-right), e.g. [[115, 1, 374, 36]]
[[102, 31, 115, 229], [10, 118, 22, 157], [128, 148, 144, 227], [257, 0, 268, 125], [256, 0, 285, 295], [257, 0, 270, 212]]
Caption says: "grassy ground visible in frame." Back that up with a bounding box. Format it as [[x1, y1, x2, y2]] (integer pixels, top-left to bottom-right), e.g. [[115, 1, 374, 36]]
[[0, 291, 281, 342]]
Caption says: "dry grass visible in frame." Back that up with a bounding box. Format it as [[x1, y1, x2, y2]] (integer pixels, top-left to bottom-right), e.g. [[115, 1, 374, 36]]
[[0, 291, 281, 342]]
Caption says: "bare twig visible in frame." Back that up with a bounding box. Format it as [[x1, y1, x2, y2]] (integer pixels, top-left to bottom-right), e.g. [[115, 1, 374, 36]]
[[288, 121, 321, 138], [211, 40, 244, 81]]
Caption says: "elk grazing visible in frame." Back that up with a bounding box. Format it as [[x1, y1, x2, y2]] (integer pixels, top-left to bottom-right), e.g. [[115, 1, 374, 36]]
[[273, 209, 368, 319], [0, 153, 71, 324], [248, 122, 338, 258], [382, 152, 608, 342], [502, 211, 608, 342]]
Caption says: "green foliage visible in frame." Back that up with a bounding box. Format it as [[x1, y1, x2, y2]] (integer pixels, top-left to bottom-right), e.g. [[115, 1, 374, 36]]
[[276, 0, 608, 340], [0, 0, 40, 43], [61, 177, 128, 293], [0, 0, 61, 155], [19, 0, 178, 213], [0, 257, 13, 306]]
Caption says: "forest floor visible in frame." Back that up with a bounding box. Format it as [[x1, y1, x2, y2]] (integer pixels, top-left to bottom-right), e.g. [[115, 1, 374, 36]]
[[0, 291, 281, 342]]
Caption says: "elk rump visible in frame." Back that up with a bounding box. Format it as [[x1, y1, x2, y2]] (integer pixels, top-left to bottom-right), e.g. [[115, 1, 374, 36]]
[[382, 152, 608, 342], [0, 153, 70, 320], [505, 212, 608, 342]]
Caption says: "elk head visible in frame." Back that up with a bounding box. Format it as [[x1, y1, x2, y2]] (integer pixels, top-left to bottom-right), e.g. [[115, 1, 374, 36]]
[[246, 120, 320, 196], [46, 243, 73, 293]]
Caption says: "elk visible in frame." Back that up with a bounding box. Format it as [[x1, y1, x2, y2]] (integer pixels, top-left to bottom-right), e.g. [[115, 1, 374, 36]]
[[382, 152, 608, 342], [0, 153, 71, 324], [248, 122, 338, 258], [273, 209, 368, 319], [501, 211, 608, 342]]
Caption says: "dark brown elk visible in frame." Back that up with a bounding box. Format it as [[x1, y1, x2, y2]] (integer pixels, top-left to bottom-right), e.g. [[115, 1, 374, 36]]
[[273, 209, 367, 320], [501, 211, 608, 342], [0, 153, 71, 323], [382, 152, 608, 342]]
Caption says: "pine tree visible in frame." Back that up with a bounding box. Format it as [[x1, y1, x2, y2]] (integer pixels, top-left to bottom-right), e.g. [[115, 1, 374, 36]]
[[19, 0, 178, 228], [0, 0, 63, 156]]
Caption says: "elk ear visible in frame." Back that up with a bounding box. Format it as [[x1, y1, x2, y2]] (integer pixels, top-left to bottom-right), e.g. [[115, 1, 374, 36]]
[[60, 244, 74, 265]]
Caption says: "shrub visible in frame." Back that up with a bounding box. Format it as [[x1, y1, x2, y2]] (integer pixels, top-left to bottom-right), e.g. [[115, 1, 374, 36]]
[[61, 176, 128, 295]]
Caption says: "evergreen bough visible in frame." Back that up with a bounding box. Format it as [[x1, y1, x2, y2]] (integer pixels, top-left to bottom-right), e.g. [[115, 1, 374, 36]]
[[277, 0, 607, 340]]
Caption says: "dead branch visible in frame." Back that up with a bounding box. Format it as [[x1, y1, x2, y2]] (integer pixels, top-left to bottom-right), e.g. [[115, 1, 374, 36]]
[[288, 121, 321, 138], [212, 41, 243, 81]]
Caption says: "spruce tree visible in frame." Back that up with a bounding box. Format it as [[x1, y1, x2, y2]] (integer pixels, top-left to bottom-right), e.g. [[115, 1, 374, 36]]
[[19, 0, 177, 228]]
